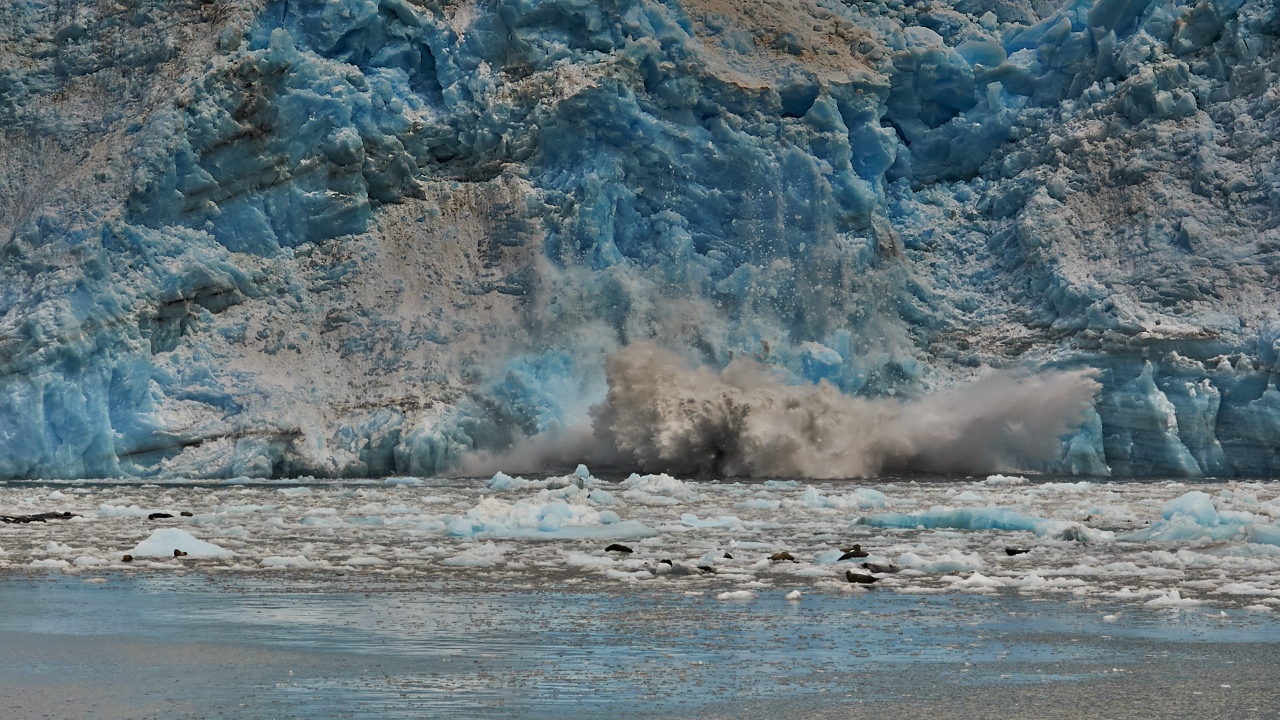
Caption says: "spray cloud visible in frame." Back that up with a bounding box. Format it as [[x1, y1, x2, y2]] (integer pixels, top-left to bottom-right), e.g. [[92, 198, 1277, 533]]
[[463, 342, 1101, 478]]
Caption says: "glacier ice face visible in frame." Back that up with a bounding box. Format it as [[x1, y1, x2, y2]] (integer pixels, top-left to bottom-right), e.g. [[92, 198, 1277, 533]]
[[1, 0, 1280, 478]]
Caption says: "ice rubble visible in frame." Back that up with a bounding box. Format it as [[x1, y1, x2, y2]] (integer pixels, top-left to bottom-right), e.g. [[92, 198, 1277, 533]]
[[2, 0, 1280, 478], [6, 475, 1280, 611]]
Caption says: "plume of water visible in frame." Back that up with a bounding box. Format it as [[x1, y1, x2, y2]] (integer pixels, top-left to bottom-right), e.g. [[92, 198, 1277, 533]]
[[593, 342, 1100, 478], [462, 342, 1101, 479]]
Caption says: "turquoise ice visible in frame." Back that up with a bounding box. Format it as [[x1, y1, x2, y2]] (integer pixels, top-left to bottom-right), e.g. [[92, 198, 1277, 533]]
[[2, 0, 1279, 478]]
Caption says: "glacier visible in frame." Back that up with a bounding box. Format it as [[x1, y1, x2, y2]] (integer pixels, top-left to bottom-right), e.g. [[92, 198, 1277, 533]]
[[1, 0, 1279, 478]]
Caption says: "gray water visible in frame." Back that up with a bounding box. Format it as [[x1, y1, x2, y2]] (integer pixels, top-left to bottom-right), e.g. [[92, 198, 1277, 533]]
[[1, 574, 1277, 719]]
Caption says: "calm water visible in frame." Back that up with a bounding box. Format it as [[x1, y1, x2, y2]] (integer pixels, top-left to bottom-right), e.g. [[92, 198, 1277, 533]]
[[1, 574, 1277, 719]]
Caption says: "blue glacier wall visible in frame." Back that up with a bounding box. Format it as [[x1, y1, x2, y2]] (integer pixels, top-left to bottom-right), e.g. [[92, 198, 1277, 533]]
[[1, 0, 1278, 478]]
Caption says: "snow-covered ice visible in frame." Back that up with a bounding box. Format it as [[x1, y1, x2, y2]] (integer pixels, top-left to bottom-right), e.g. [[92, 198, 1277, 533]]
[[128, 528, 233, 559]]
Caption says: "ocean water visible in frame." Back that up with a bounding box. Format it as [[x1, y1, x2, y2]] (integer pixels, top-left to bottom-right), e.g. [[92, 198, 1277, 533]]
[[2, 474, 1280, 717], [1, 574, 1278, 719]]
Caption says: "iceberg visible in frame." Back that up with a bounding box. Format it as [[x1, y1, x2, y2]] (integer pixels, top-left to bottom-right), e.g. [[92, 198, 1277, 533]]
[[859, 507, 1112, 541], [127, 529, 232, 559], [2, 0, 1280, 478]]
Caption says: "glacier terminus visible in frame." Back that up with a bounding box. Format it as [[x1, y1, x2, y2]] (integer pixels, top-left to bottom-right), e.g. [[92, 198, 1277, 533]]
[[2, 0, 1280, 480]]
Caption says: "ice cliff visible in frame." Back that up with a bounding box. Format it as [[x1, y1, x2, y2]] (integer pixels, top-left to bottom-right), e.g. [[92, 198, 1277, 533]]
[[1, 0, 1279, 479]]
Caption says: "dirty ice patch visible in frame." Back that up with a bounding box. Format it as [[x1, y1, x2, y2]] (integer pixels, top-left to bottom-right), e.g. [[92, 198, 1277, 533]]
[[261, 555, 328, 569], [858, 507, 1111, 541], [128, 529, 232, 558], [898, 549, 985, 573], [442, 542, 507, 567], [97, 504, 152, 518]]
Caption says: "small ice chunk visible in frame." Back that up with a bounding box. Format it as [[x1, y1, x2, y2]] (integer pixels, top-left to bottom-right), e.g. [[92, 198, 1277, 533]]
[[799, 485, 890, 510], [97, 503, 150, 517], [786, 590, 803, 601], [260, 555, 326, 569], [736, 498, 781, 510], [715, 590, 756, 601], [486, 472, 528, 491], [951, 572, 1004, 588], [1162, 491, 1218, 525], [984, 474, 1027, 485], [442, 542, 506, 567], [898, 549, 985, 573], [1144, 589, 1201, 608], [128, 529, 232, 558]]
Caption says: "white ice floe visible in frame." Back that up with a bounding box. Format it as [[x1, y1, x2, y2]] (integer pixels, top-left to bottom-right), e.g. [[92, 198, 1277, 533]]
[[128, 529, 232, 558], [1145, 589, 1202, 608]]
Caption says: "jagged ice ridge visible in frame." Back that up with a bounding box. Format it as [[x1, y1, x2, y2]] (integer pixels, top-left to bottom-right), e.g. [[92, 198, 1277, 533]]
[[1, 0, 1279, 478]]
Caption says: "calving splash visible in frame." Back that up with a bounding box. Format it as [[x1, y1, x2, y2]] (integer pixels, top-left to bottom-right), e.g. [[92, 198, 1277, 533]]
[[464, 342, 1101, 478]]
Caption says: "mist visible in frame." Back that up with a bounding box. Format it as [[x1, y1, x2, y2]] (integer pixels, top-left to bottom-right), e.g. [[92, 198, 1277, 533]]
[[461, 342, 1102, 479]]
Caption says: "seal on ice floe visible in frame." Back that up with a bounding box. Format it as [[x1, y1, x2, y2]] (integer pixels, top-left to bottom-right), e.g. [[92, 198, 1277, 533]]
[[839, 545, 869, 560], [845, 570, 878, 584]]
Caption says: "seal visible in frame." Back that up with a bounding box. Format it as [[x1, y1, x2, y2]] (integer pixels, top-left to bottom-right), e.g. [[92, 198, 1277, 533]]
[[173, 549, 188, 557], [845, 570, 878, 584], [0, 511, 79, 524], [605, 543, 633, 554], [121, 554, 133, 562], [1005, 547, 1029, 556], [838, 544, 869, 560], [769, 551, 797, 562], [860, 562, 900, 574], [149, 512, 174, 520]]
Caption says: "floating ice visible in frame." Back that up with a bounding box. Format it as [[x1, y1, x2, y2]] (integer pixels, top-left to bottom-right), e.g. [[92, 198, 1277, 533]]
[[1145, 589, 1202, 608], [898, 549, 986, 573], [5, 475, 1280, 612], [1119, 491, 1280, 544], [128, 529, 232, 559], [859, 508, 1110, 541]]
